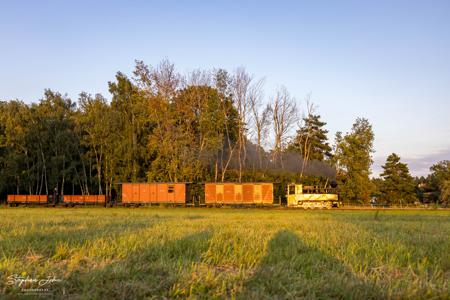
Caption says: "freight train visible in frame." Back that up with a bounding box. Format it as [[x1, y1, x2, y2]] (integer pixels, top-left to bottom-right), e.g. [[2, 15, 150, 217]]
[[7, 194, 108, 207], [6, 182, 341, 209]]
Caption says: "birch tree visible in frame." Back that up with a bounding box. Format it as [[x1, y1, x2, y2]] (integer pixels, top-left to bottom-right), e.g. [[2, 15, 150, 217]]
[[270, 86, 298, 168], [248, 78, 271, 169], [232, 68, 252, 182]]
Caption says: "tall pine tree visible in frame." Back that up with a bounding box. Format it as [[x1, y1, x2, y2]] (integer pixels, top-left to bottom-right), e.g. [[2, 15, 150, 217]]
[[380, 153, 417, 205], [289, 114, 332, 161]]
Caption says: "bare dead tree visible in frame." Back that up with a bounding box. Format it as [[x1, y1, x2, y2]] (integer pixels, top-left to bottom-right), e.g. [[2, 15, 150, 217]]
[[185, 69, 211, 87], [299, 96, 316, 179], [270, 86, 298, 169], [151, 59, 180, 101], [232, 68, 252, 182], [248, 78, 271, 169]]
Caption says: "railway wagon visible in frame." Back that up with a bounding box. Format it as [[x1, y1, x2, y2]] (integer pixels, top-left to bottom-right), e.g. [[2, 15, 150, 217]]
[[121, 183, 190, 205], [7, 195, 49, 206], [63, 195, 107, 206], [286, 184, 340, 209], [205, 183, 273, 205]]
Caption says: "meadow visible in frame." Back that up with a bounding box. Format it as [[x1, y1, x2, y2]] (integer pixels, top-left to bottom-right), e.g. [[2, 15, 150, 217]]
[[0, 207, 449, 299]]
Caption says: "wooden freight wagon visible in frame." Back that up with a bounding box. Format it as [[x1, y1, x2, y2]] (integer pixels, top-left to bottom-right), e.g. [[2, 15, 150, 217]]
[[204, 183, 273, 205], [7, 195, 48, 206], [121, 183, 189, 205], [63, 195, 107, 206]]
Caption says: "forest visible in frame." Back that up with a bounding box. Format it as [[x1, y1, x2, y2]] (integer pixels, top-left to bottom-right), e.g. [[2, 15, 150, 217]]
[[0, 60, 448, 205]]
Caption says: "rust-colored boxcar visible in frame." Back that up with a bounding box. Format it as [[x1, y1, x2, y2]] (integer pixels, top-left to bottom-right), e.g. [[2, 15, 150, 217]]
[[121, 183, 189, 204], [7, 195, 48, 205], [204, 183, 273, 205], [63, 195, 106, 205]]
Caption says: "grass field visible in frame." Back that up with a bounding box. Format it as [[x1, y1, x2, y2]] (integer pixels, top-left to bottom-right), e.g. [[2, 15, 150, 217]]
[[0, 207, 449, 299]]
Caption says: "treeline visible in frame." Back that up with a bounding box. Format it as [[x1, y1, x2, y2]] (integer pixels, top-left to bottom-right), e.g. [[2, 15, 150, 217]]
[[0, 60, 448, 204], [372, 158, 450, 206]]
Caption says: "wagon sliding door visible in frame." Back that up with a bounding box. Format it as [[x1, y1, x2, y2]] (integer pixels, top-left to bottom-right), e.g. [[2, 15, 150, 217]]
[[173, 184, 186, 204], [254, 185, 263, 204], [157, 184, 168, 203], [132, 184, 140, 203], [242, 184, 254, 204], [121, 184, 133, 203], [139, 184, 150, 203], [216, 184, 224, 203], [149, 184, 157, 203], [205, 183, 216, 204], [223, 184, 235, 204], [235, 184, 243, 204], [262, 184, 274, 204]]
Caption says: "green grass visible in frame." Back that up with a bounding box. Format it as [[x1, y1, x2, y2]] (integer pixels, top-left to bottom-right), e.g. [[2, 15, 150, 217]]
[[0, 207, 449, 299]]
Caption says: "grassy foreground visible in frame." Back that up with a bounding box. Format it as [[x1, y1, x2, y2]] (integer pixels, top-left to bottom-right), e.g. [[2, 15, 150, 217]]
[[0, 208, 449, 299]]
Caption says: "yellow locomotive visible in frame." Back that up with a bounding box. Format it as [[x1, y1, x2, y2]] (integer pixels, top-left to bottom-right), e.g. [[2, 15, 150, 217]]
[[286, 184, 341, 209]]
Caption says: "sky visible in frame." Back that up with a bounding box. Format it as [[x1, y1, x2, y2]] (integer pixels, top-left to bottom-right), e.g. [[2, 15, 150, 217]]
[[1, 0, 449, 177]]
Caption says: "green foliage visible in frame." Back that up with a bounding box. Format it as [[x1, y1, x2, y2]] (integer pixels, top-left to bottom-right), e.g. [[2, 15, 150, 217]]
[[333, 118, 375, 203], [76, 92, 116, 195], [379, 153, 417, 205], [440, 180, 450, 204], [0, 100, 31, 195], [109, 72, 151, 182], [147, 85, 239, 182], [288, 113, 332, 161], [428, 160, 450, 204], [0, 92, 79, 197], [0, 61, 249, 200], [0, 60, 446, 203]]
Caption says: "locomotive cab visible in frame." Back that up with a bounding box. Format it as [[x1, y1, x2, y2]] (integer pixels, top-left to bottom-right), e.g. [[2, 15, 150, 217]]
[[286, 184, 341, 209]]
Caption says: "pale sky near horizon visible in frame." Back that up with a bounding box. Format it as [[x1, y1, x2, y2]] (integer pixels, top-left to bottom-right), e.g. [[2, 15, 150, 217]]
[[1, 0, 449, 177]]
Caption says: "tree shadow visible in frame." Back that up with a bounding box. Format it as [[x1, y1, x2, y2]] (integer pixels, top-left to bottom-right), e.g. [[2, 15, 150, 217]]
[[239, 230, 383, 299], [1, 216, 180, 297], [59, 230, 213, 299]]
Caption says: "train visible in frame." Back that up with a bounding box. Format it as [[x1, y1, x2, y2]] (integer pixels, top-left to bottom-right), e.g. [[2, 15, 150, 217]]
[[6, 182, 341, 209], [286, 184, 341, 209], [7, 194, 108, 207]]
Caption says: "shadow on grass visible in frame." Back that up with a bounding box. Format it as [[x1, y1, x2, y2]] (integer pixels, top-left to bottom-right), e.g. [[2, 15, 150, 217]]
[[59, 230, 213, 299], [239, 230, 383, 299]]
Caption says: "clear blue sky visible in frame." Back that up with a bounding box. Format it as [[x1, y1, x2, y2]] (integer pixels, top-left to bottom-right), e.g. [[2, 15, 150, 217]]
[[1, 0, 449, 176]]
